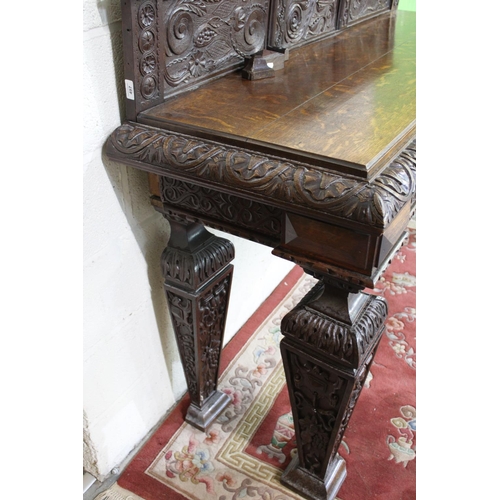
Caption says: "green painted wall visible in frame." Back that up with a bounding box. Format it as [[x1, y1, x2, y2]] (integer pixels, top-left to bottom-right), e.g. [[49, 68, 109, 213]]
[[398, 0, 416, 11]]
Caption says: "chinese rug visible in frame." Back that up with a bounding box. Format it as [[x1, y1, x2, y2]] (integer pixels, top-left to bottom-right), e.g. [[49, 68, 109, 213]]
[[97, 225, 416, 500]]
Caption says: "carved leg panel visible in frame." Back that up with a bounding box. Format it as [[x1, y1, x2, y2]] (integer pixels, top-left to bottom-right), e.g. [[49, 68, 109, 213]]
[[280, 279, 388, 500], [162, 220, 234, 431]]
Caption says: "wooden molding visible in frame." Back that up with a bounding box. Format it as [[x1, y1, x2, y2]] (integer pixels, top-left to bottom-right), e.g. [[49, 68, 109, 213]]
[[106, 122, 416, 228]]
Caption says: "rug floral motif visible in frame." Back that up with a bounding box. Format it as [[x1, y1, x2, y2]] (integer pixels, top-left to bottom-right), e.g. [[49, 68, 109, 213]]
[[108, 226, 416, 500]]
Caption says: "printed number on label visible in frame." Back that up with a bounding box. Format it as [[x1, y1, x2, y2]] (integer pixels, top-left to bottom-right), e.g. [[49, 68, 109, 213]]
[[125, 80, 135, 100]]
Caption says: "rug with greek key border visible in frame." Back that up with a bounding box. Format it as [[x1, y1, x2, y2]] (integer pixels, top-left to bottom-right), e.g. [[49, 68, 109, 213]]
[[97, 225, 416, 500]]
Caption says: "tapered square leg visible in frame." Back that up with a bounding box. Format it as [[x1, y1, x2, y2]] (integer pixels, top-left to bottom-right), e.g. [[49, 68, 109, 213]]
[[280, 278, 388, 499], [162, 221, 234, 431]]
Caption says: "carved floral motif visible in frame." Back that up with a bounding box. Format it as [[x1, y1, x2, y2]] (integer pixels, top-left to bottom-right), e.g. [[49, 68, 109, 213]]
[[198, 275, 232, 401], [285, 350, 347, 474], [107, 123, 416, 228], [270, 0, 339, 48], [166, 291, 199, 399], [280, 278, 386, 479], [162, 228, 234, 409], [163, 0, 268, 91]]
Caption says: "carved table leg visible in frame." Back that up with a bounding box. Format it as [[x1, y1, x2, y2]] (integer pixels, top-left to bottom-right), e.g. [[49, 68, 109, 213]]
[[161, 220, 234, 431], [280, 276, 388, 500]]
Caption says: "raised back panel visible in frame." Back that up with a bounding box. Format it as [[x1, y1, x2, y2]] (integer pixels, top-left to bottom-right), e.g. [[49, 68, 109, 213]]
[[267, 0, 341, 49], [267, 0, 396, 51], [338, 0, 393, 28], [121, 0, 398, 119], [162, 0, 269, 91], [122, 0, 269, 119]]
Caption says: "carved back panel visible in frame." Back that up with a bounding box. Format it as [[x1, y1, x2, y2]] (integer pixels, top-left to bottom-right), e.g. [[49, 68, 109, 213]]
[[121, 0, 398, 119], [122, 0, 269, 119], [338, 0, 393, 29], [267, 0, 341, 49]]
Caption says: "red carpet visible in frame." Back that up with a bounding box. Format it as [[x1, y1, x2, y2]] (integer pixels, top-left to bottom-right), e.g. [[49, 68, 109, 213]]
[[115, 227, 416, 500]]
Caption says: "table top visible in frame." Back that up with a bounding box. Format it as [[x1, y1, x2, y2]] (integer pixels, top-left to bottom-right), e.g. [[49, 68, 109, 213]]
[[138, 10, 416, 179]]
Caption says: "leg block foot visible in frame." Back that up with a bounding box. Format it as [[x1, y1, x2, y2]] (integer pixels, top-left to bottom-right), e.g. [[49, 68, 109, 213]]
[[281, 454, 346, 500], [186, 390, 231, 431]]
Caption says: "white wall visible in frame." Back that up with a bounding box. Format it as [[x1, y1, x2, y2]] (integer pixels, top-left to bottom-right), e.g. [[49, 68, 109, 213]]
[[83, 0, 294, 481]]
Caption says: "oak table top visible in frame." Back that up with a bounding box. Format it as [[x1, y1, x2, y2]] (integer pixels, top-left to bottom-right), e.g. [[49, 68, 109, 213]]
[[138, 10, 416, 179]]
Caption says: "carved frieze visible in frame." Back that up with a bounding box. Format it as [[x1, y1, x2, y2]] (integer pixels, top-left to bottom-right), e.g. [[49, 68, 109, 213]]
[[268, 0, 340, 49], [159, 177, 282, 237], [107, 122, 416, 228], [162, 0, 268, 93]]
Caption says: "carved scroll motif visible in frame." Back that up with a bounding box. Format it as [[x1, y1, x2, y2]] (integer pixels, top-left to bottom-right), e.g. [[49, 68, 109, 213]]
[[107, 123, 416, 228], [269, 0, 340, 49], [339, 0, 391, 28], [163, 0, 268, 93]]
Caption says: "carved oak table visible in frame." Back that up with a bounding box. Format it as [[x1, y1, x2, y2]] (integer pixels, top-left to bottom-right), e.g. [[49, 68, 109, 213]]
[[106, 2, 416, 498]]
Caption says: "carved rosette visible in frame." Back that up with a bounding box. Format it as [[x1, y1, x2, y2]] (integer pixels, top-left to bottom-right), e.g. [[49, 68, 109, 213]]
[[137, 1, 160, 100], [106, 122, 416, 229], [163, 0, 268, 93]]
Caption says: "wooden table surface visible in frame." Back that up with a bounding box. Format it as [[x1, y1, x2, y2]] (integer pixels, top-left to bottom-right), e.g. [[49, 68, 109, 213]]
[[139, 10, 416, 179]]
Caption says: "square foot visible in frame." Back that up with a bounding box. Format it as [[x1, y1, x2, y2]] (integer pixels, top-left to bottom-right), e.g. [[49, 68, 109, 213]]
[[280, 454, 346, 500], [185, 390, 231, 431]]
